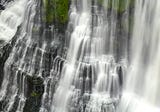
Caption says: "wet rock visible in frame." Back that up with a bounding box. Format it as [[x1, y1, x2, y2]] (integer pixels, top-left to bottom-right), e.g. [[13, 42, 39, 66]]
[[0, 4, 5, 10], [0, 44, 12, 86], [117, 66, 123, 87], [24, 75, 44, 112]]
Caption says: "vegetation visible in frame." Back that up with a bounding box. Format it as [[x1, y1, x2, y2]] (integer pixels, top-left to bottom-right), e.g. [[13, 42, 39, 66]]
[[31, 91, 40, 97], [43, 0, 134, 25], [98, 0, 135, 13], [44, 0, 69, 24]]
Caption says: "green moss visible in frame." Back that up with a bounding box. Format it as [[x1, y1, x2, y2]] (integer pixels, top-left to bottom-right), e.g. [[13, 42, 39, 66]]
[[97, 0, 135, 13], [44, 0, 69, 24], [129, 0, 135, 8], [31, 91, 40, 97], [31, 91, 39, 97], [97, 0, 103, 5], [118, 0, 126, 13]]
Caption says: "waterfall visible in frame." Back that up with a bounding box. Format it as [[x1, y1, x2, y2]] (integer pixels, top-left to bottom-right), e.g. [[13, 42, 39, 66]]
[[4, 0, 160, 112], [38, 0, 129, 112], [117, 0, 160, 112], [51, 1, 92, 111], [0, 0, 38, 111], [0, 0, 27, 42]]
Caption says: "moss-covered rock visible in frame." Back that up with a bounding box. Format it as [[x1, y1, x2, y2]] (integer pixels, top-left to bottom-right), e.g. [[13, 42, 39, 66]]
[[24, 75, 44, 112], [44, 0, 69, 24], [31, 91, 41, 97], [98, 0, 135, 13]]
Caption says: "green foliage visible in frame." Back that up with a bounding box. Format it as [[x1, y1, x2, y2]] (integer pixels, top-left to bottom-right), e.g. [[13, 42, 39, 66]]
[[97, 0, 103, 5], [31, 91, 40, 97], [44, 0, 68, 24], [97, 0, 135, 13], [118, 0, 126, 13], [129, 0, 135, 8], [44, 0, 134, 24]]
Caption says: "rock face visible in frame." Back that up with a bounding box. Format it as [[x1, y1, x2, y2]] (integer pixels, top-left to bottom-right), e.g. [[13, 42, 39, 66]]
[[0, 0, 134, 112], [0, 4, 5, 10], [0, 0, 66, 111]]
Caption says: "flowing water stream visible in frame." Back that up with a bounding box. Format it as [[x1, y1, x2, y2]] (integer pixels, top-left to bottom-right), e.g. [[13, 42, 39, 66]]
[[45, 0, 127, 112], [0, 0, 160, 112], [0, 0, 39, 111], [117, 0, 160, 112], [0, 0, 27, 42]]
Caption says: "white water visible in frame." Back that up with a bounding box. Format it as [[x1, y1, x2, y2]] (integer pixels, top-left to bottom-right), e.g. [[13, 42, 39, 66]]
[[0, 0, 37, 111], [48, 0, 127, 112], [85, 56, 121, 112], [118, 0, 160, 112], [40, 56, 65, 112], [3, 0, 160, 112], [0, 0, 27, 42], [51, 2, 92, 111]]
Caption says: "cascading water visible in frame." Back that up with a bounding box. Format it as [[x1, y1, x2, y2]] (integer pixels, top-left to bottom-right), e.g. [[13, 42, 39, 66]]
[[0, 0, 27, 42], [0, 0, 39, 111], [3, 0, 160, 112], [39, 0, 128, 112], [117, 0, 160, 112], [51, 1, 92, 111]]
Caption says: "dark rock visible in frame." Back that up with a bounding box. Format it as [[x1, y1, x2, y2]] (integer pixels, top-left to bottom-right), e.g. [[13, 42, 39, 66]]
[[24, 75, 44, 112], [0, 4, 5, 10]]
